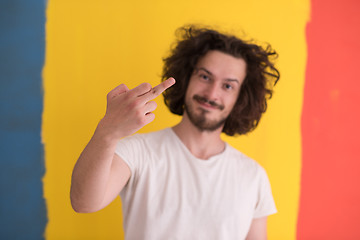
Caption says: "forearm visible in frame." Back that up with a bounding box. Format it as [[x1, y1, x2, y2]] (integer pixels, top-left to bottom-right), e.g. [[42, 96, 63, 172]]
[[70, 121, 119, 213]]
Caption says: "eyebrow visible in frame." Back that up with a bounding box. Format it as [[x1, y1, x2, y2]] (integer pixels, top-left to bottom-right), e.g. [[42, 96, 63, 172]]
[[196, 67, 240, 84]]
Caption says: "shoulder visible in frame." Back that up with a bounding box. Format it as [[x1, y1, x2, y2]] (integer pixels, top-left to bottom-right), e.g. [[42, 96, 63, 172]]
[[118, 128, 173, 153], [115, 128, 173, 171], [121, 128, 171, 143], [225, 144, 267, 177]]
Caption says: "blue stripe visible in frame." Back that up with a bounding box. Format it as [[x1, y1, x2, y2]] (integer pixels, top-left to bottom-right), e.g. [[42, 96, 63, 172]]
[[0, 0, 47, 239]]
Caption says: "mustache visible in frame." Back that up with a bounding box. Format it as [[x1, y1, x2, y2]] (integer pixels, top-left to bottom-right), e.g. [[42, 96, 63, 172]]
[[193, 95, 224, 110]]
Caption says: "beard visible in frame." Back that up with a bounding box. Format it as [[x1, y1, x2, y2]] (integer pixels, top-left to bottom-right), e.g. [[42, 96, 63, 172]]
[[184, 95, 227, 132]]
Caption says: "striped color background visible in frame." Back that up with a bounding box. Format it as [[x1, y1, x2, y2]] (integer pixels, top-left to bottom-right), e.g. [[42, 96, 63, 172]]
[[0, 0, 359, 239]]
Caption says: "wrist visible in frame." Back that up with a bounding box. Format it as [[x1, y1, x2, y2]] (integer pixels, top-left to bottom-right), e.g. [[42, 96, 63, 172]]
[[94, 118, 123, 143]]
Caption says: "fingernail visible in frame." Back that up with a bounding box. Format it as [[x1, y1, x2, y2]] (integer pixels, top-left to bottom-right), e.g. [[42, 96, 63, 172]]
[[169, 77, 176, 84]]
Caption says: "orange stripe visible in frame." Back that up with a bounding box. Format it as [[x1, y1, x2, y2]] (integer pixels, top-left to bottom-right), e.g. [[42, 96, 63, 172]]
[[299, 0, 360, 238]]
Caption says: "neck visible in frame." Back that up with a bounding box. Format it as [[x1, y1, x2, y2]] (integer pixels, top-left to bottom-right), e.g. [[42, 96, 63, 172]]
[[172, 114, 225, 160]]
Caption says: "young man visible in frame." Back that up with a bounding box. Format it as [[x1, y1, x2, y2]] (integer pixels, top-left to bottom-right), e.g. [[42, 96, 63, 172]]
[[71, 26, 280, 240]]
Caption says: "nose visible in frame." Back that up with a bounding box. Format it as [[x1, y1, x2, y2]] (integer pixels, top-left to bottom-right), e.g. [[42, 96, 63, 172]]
[[204, 82, 220, 101]]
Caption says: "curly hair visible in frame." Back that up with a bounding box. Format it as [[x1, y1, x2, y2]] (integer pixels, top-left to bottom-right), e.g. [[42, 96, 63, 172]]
[[162, 25, 280, 136]]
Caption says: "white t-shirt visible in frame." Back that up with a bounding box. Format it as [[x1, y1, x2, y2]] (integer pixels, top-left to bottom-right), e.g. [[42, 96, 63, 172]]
[[115, 128, 276, 240]]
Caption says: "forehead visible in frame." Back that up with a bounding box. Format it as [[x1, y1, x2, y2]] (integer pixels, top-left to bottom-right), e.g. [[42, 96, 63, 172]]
[[195, 50, 247, 81]]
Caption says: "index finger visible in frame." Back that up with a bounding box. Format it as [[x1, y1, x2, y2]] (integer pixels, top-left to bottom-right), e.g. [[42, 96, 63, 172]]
[[141, 77, 176, 101]]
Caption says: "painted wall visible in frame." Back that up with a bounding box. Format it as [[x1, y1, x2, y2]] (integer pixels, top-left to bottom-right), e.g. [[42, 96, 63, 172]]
[[0, 0, 47, 239], [298, 0, 360, 238], [1, 0, 359, 239], [42, 1, 306, 239]]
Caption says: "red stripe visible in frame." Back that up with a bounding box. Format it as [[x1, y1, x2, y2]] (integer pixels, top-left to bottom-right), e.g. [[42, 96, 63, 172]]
[[298, 0, 360, 238]]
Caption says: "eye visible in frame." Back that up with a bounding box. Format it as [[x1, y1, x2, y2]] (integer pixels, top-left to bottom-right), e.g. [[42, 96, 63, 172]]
[[223, 83, 233, 90], [199, 74, 210, 81]]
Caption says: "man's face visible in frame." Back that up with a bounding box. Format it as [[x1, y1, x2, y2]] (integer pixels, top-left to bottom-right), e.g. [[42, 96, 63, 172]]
[[184, 50, 247, 132]]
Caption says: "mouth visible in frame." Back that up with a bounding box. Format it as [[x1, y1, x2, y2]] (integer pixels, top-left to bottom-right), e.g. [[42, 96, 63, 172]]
[[193, 95, 224, 110]]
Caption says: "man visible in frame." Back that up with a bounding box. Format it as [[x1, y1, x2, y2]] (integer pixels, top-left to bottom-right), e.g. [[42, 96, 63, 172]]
[[71, 25, 280, 240]]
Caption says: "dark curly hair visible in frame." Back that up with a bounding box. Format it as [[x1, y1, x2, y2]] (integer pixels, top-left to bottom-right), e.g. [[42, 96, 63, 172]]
[[162, 25, 280, 136]]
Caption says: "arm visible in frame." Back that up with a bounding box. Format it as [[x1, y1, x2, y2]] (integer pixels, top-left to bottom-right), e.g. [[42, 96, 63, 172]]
[[245, 217, 268, 240], [70, 78, 175, 213], [70, 124, 131, 213]]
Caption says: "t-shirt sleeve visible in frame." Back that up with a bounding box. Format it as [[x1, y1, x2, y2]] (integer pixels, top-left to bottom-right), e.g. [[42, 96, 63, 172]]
[[114, 134, 145, 177], [253, 167, 277, 218]]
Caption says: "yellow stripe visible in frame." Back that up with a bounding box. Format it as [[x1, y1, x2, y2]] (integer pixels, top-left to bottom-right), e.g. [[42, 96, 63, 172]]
[[43, 1, 309, 239]]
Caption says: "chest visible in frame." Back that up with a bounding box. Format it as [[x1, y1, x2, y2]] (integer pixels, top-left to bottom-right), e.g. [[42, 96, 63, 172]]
[[132, 153, 258, 221]]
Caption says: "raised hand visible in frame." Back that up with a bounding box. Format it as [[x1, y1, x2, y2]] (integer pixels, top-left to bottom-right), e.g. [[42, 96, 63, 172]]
[[98, 78, 176, 139]]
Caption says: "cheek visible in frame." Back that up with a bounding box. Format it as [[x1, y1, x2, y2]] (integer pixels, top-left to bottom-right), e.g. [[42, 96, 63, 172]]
[[186, 81, 202, 99], [226, 94, 239, 108], [223, 96, 239, 115], [184, 86, 193, 101], [185, 79, 196, 96], [184, 87, 195, 107]]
